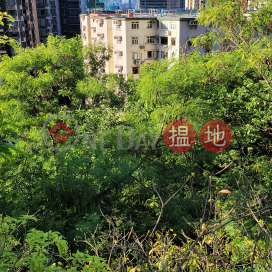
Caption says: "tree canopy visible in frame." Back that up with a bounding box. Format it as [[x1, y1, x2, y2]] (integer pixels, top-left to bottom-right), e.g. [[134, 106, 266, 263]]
[[1, 1, 272, 271]]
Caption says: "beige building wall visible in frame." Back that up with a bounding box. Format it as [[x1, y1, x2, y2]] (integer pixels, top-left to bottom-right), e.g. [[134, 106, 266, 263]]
[[111, 18, 127, 75], [125, 19, 157, 79], [80, 14, 91, 47], [106, 19, 114, 73]]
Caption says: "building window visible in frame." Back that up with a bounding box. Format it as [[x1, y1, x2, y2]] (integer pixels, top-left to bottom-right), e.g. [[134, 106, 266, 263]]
[[132, 37, 139, 44], [161, 51, 165, 59], [161, 22, 168, 29], [132, 67, 139, 74], [147, 21, 156, 28], [171, 38, 176, 46], [161, 37, 168, 45], [132, 52, 140, 60], [171, 22, 176, 29], [146, 36, 155, 43], [189, 25, 197, 30], [116, 20, 122, 29], [38, 20, 46, 26], [39, 29, 47, 37], [132, 22, 139, 29], [147, 51, 155, 59]]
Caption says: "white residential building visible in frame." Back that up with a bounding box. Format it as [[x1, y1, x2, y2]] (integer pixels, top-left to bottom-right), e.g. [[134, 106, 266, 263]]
[[80, 12, 208, 79]]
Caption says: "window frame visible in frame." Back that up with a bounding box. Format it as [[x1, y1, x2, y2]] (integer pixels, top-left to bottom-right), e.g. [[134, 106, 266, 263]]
[[132, 67, 139, 74], [147, 21, 156, 29], [131, 22, 139, 29], [189, 25, 197, 30], [132, 36, 139, 45], [171, 21, 176, 29], [132, 52, 140, 60], [146, 36, 155, 44], [147, 51, 155, 59]]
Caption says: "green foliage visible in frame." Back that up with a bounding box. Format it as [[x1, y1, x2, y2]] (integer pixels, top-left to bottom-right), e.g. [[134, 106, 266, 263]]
[[0, 109, 27, 161], [83, 41, 112, 77], [0, 11, 15, 47], [1, 1, 272, 270], [0, 214, 108, 271]]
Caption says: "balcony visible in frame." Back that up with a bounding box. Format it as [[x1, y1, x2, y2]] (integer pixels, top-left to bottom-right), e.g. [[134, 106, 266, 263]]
[[24, 15, 29, 21], [14, 37, 25, 42], [25, 24, 30, 31], [9, 26, 19, 32], [37, 14, 51, 19], [21, 42, 27, 48], [6, 5, 20, 10], [36, 3, 47, 8], [22, 2, 28, 9], [26, 35, 32, 41], [0, 48, 8, 53], [14, 15, 24, 21], [40, 34, 48, 38]]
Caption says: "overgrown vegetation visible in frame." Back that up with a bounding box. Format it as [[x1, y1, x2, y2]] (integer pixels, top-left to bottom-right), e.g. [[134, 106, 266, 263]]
[[1, 0, 272, 271]]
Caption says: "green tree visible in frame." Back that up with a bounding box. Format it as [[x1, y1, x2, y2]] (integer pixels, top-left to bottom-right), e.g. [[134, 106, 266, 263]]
[[0, 11, 14, 46], [2, 2, 272, 270]]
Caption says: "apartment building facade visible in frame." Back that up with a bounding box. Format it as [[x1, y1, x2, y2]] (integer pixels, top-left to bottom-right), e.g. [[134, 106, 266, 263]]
[[80, 12, 207, 78], [139, 0, 167, 9], [59, 0, 81, 38], [0, 0, 61, 55], [184, 0, 203, 10]]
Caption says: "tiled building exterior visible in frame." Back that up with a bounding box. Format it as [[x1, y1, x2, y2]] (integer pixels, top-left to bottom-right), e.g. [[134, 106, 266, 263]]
[[1, 0, 61, 55], [80, 12, 207, 78]]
